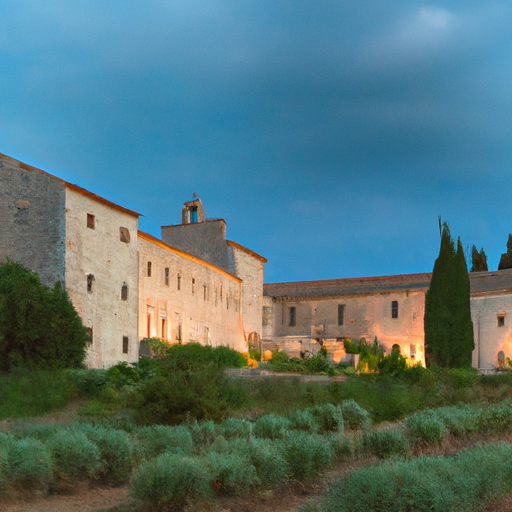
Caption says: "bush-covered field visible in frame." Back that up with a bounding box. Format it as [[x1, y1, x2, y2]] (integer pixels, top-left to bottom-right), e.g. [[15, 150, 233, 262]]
[[2, 343, 512, 511]]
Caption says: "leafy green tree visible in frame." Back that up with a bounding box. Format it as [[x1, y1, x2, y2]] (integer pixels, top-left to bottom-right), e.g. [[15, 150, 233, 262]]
[[0, 260, 88, 371], [498, 234, 512, 270], [424, 223, 474, 367], [470, 245, 488, 272]]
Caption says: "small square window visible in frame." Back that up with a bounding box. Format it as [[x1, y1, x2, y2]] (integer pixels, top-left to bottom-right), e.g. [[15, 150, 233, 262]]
[[498, 314, 506, 327], [87, 214, 95, 229], [122, 336, 129, 354], [119, 227, 130, 243]]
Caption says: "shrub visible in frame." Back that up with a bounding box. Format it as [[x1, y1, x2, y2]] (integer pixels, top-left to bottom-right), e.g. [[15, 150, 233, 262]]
[[253, 414, 291, 439], [130, 453, 213, 511], [341, 399, 371, 431], [282, 431, 335, 481], [0, 435, 53, 493], [0, 261, 88, 371], [289, 409, 318, 433], [202, 451, 259, 495], [188, 420, 220, 450], [107, 362, 140, 389], [246, 438, 287, 488], [217, 417, 251, 439], [405, 410, 447, 447], [134, 425, 194, 460], [77, 424, 134, 485], [131, 368, 229, 425], [65, 368, 109, 396], [47, 428, 101, 484], [310, 442, 512, 512], [362, 428, 408, 459], [308, 403, 344, 434]]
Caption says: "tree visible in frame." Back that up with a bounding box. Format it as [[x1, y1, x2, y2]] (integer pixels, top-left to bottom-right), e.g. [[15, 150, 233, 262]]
[[498, 234, 512, 270], [0, 260, 88, 371], [470, 245, 488, 272], [424, 222, 474, 367]]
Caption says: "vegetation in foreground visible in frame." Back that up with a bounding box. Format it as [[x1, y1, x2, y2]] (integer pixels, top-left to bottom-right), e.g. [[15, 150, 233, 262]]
[[2, 343, 512, 511]]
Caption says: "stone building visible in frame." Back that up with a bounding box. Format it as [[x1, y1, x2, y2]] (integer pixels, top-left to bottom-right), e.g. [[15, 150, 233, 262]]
[[0, 153, 140, 368], [138, 231, 245, 352], [0, 153, 265, 367], [161, 197, 267, 342], [264, 270, 512, 371]]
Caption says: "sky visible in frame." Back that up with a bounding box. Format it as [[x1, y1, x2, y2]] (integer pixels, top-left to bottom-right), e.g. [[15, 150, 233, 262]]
[[2, 1, 512, 283]]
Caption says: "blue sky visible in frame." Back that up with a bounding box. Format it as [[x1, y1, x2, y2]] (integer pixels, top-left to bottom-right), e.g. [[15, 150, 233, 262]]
[[2, 1, 512, 283]]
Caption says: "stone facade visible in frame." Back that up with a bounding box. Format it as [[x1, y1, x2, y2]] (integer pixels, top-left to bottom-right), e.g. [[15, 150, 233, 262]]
[[264, 274, 430, 365], [264, 271, 512, 370], [138, 232, 245, 352], [0, 153, 264, 368], [161, 204, 267, 341], [64, 186, 140, 368]]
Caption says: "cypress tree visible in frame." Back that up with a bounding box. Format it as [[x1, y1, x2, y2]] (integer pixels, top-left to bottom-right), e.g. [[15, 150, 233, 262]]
[[424, 223, 474, 367], [470, 245, 488, 272]]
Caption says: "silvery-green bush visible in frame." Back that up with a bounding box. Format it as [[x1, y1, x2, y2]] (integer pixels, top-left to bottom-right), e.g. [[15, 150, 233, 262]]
[[341, 399, 371, 431], [362, 428, 408, 459], [253, 414, 291, 439]]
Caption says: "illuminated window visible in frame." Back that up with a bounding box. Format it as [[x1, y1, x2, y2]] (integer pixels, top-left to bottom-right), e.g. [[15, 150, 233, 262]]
[[391, 301, 398, 319], [289, 306, 296, 327]]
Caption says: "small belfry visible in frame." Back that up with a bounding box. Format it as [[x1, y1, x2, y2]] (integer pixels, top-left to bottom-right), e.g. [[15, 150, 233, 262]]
[[182, 193, 205, 224]]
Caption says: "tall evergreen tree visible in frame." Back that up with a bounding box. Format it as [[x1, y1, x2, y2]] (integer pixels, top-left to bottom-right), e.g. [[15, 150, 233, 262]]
[[470, 245, 488, 272], [498, 234, 512, 270], [424, 223, 474, 367]]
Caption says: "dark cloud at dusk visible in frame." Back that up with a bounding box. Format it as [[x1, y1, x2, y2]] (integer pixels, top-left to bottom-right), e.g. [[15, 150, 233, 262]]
[[2, 1, 512, 282]]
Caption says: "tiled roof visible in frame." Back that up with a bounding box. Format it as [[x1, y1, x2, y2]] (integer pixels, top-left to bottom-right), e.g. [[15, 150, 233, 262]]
[[265, 270, 512, 299], [264, 273, 432, 299]]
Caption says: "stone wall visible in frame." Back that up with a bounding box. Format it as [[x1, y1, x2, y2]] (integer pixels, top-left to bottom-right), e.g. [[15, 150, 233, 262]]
[[161, 220, 232, 272], [0, 156, 66, 287], [138, 233, 246, 352], [64, 187, 139, 368], [228, 242, 265, 340]]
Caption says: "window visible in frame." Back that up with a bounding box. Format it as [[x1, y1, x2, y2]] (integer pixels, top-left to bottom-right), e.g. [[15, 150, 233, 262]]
[[119, 227, 130, 243], [161, 318, 166, 339], [86, 327, 93, 345], [87, 274, 95, 293], [338, 304, 345, 326], [289, 306, 296, 327], [147, 261, 152, 277], [165, 268, 169, 286], [176, 323, 182, 341], [215, 288, 218, 306], [203, 285, 207, 301], [121, 282, 128, 301], [122, 336, 129, 354], [391, 301, 398, 319], [192, 278, 195, 294], [177, 274, 181, 290], [147, 314, 151, 337], [498, 314, 506, 327], [190, 206, 198, 223], [87, 214, 95, 229]]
